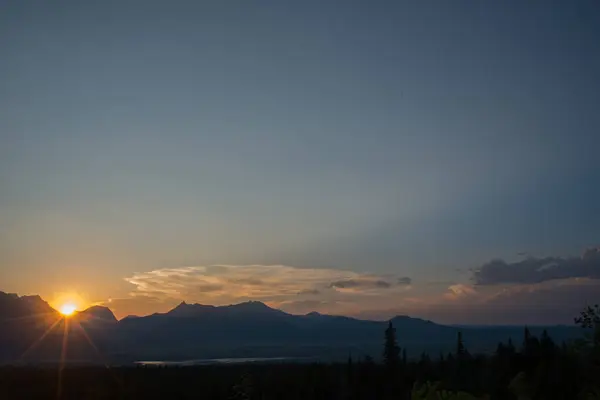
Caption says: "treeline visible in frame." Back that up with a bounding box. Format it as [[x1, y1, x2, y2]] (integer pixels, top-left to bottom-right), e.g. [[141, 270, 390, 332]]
[[0, 306, 598, 399]]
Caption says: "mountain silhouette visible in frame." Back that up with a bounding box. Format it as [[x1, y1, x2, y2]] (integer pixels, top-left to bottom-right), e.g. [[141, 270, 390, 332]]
[[74, 306, 118, 325], [166, 302, 216, 317], [0, 291, 583, 364], [0, 292, 56, 320], [0, 292, 61, 361], [165, 301, 290, 318]]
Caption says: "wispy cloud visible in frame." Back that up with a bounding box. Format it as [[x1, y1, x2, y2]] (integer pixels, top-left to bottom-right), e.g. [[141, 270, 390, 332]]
[[328, 278, 392, 290], [121, 265, 412, 317], [297, 289, 321, 296]]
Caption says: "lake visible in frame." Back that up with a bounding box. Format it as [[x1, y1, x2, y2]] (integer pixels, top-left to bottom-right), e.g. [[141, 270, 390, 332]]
[[134, 357, 310, 366]]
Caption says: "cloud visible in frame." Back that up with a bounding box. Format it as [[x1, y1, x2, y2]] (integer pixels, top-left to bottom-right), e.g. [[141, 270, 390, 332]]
[[282, 299, 327, 309], [356, 278, 600, 325], [460, 278, 600, 325], [445, 284, 477, 299], [397, 277, 412, 285], [352, 248, 600, 324], [273, 299, 362, 316], [124, 265, 412, 316], [328, 278, 393, 290], [472, 247, 600, 285], [115, 246, 599, 324], [297, 289, 321, 296], [274, 299, 337, 314], [226, 278, 264, 285]]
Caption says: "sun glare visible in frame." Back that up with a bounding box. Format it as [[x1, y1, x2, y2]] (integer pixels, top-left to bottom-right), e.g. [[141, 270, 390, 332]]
[[59, 303, 77, 316], [52, 292, 86, 317]]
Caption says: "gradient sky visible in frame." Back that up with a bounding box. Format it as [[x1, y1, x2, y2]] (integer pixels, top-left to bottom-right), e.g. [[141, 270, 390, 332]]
[[1, 0, 599, 324]]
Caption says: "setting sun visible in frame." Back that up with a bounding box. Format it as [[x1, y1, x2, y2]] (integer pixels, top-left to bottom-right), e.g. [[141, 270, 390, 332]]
[[52, 292, 86, 317], [59, 303, 77, 316]]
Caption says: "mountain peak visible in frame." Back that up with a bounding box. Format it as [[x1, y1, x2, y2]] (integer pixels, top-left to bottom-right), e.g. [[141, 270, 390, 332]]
[[391, 314, 437, 327], [77, 305, 117, 323], [223, 301, 290, 317], [235, 300, 270, 309], [171, 301, 188, 311], [167, 302, 215, 317], [0, 291, 56, 319], [226, 301, 281, 312], [163, 300, 286, 318], [21, 295, 54, 311]]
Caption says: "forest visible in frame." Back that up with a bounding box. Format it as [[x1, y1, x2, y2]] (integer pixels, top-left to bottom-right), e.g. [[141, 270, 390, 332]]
[[0, 305, 598, 400]]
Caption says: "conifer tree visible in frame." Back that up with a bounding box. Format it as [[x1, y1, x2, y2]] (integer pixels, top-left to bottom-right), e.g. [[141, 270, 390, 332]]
[[496, 342, 505, 356], [383, 321, 400, 369], [523, 327, 531, 352], [540, 329, 555, 358], [507, 338, 516, 355], [575, 304, 600, 348], [456, 331, 466, 358]]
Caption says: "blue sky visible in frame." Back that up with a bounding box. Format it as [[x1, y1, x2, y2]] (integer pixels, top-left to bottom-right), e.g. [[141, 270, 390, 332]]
[[1, 1, 599, 323]]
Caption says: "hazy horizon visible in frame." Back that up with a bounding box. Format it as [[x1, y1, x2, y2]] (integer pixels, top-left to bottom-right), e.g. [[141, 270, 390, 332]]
[[2, 1, 599, 325]]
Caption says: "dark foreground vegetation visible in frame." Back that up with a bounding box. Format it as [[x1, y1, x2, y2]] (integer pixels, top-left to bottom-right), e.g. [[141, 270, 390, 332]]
[[1, 305, 599, 400]]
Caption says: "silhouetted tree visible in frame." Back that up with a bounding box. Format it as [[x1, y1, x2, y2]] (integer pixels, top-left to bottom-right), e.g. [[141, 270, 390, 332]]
[[419, 352, 431, 364], [540, 329, 555, 359], [453, 331, 471, 392], [495, 342, 505, 356], [346, 353, 353, 384], [574, 303, 600, 394], [456, 331, 466, 359], [506, 338, 516, 356], [231, 373, 253, 400], [522, 327, 531, 352], [575, 304, 600, 329], [4, 309, 600, 400], [383, 321, 400, 370], [575, 304, 600, 349]]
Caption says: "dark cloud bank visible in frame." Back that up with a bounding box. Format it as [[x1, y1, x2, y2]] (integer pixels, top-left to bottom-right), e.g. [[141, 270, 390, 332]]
[[473, 247, 600, 285]]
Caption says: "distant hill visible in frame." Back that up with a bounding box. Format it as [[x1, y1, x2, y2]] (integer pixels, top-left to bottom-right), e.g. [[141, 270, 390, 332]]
[[0, 291, 584, 364]]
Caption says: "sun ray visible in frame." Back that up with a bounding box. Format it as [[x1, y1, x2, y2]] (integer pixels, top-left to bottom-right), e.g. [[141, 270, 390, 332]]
[[56, 317, 69, 400], [1, 311, 60, 325], [19, 316, 63, 360], [73, 321, 103, 358], [76, 313, 111, 323], [73, 320, 123, 386]]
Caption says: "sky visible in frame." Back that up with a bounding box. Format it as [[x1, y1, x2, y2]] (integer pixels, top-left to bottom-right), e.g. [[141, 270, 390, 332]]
[[1, 0, 599, 324]]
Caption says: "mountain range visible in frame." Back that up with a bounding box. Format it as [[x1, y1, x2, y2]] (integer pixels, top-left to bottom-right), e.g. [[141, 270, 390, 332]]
[[0, 291, 583, 364]]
